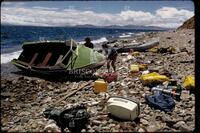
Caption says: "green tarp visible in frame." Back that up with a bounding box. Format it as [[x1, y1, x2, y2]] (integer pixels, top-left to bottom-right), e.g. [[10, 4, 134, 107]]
[[67, 44, 105, 69]]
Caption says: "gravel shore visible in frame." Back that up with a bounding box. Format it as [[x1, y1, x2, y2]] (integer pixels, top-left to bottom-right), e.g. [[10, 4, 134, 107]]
[[1, 29, 195, 132]]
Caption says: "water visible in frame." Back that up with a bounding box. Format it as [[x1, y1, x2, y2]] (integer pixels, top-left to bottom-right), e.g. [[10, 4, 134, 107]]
[[1, 25, 164, 64]]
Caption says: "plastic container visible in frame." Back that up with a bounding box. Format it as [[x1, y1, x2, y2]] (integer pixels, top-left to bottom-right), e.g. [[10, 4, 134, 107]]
[[93, 79, 108, 93], [107, 96, 140, 121], [130, 64, 139, 73]]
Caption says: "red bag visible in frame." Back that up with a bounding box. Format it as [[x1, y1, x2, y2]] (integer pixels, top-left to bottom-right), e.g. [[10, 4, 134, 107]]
[[102, 73, 118, 83]]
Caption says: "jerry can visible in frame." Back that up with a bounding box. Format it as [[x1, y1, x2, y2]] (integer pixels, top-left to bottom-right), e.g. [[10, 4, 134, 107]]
[[94, 79, 108, 93], [130, 64, 139, 73]]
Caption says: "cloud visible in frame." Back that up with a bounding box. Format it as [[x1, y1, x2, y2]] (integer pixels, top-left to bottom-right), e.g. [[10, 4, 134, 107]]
[[1, 6, 194, 28], [32, 6, 58, 10]]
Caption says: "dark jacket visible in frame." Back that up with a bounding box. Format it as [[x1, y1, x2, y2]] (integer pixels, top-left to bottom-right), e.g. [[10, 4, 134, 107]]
[[84, 42, 94, 49]]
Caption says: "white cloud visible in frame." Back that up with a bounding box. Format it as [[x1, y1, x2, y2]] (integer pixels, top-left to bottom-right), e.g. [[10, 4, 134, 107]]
[[32, 6, 58, 10], [1, 6, 194, 28]]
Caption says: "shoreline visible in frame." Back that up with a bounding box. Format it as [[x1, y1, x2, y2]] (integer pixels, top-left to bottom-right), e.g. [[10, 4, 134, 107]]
[[1, 29, 195, 132]]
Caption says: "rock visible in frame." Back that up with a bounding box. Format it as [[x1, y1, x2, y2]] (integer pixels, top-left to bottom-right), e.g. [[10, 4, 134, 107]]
[[1, 126, 9, 132], [109, 124, 116, 128], [13, 116, 21, 123], [146, 125, 160, 132], [138, 113, 145, 118], [88, 129, 95, 132], [179, 124, 194, 132], [173, 121, 185, 129], [162, 115, 175, 127], [21, 117, 29, 124], [92, 120, 101, 126], [140, 118, 149, 126], [138, 127, 146, 132], [102, 126, 110, 130], [184, 115, 193, 121], [144, 109, 150, 114], [13, 125, 24, 131], [101, 120, 107, 126], [44, 123, 60, 132], [19, 111, 31, 116]]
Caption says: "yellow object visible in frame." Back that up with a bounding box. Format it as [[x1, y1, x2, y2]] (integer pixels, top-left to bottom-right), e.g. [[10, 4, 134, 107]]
[[183, 75, 195, 90], [132, 51, 140, 56], [148, 47, 158, 53], [140, 72, 169, 85], [138, 64, 148, 71], [94, 79, 108, 93], [130, 64, 139, 73]]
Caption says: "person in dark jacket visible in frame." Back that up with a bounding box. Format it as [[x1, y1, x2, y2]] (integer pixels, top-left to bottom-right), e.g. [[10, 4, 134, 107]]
[[83, 37, 94, 49], [102, 43, 118, 72]]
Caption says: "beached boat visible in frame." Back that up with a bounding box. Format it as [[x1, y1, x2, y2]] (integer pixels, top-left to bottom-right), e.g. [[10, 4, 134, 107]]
[[116, 38, 159, 53], [11, 39, 106, 79]]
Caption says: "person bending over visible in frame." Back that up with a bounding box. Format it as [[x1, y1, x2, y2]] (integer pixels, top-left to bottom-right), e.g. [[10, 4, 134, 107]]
[[84, 37, 94, 49], [102, 43, 118, 72]]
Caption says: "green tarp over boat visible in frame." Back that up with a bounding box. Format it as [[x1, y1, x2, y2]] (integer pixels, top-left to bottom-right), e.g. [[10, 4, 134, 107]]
[[11, 39, 106, 78]]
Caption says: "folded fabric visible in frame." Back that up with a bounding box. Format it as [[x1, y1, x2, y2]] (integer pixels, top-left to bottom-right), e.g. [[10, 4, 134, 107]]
[[145, 91, 175, 112]]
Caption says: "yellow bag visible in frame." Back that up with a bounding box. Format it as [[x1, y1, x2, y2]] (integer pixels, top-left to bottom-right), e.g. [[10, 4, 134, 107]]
[[140, 72, 169, 85], [183, 75, 195, 90]]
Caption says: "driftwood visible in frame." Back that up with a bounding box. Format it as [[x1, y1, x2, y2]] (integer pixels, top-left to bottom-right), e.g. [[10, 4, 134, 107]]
[[54, 80, 93, 105]]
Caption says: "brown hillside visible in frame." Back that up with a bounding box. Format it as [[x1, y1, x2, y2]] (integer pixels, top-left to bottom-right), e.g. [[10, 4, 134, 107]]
[[178, 16, 194, 30]]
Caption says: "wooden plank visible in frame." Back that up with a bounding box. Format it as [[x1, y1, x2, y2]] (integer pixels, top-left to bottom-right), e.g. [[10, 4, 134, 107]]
[[41, 52, 52, 67], [54, 80, 93, 105], [55, 54, 63, 65], [29, 53, 39, 65]]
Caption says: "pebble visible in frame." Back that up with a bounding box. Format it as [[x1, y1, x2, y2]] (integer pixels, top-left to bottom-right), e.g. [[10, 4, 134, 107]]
[[140, 119, 149, 126], [138, 127, 146, 132], [92, 120, 101, 125]]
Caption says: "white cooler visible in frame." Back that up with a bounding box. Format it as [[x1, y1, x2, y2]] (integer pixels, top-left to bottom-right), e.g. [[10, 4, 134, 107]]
[[107, 96, 140, 121]]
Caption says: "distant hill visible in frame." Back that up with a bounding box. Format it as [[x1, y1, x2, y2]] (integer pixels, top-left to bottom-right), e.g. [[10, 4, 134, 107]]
[[178, 16, 194, 30], [74, 24, 170, 31]]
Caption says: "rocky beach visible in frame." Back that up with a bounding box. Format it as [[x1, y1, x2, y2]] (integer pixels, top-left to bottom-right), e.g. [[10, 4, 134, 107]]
[[1, 27, 195, 132]]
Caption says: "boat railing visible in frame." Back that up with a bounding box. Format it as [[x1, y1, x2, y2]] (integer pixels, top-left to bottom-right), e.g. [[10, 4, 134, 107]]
[[61, 39, 78, 69]]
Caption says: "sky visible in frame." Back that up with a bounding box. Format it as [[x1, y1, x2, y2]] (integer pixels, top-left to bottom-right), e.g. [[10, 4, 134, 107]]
[[1, 1, 194, 28]]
